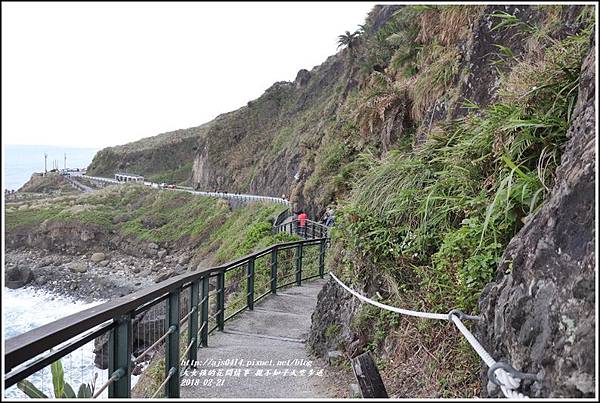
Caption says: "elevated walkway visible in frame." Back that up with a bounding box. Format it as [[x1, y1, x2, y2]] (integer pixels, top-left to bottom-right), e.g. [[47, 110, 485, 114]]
[[181, 279, 334, 398]]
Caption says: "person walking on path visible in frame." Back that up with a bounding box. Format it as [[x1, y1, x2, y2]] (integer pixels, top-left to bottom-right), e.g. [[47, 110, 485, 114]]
[[298, 211, 307, 237], [325, 207, 335, 227], [321, 208, 330, 225]]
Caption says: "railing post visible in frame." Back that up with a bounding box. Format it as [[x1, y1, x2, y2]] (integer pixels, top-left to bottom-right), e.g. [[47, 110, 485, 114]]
[[165, 290, 180, 398], [247, 257, 255, 310], [108, 314, 131, 398], [271, 246, 278, 294], [319, 238, 326, 278], [200, 276, 209, 347], [296, 243, 303, 286], [188, 280, 199, 363], [217, 272, 225, 331]]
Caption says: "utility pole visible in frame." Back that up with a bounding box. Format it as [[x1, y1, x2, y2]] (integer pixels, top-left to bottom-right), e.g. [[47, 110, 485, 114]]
[[44, 153, 48, 174], [64, 153, 67, 170]]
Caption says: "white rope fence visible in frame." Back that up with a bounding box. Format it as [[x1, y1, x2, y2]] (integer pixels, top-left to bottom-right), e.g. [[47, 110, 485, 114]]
[[328, 272, 541, 399]]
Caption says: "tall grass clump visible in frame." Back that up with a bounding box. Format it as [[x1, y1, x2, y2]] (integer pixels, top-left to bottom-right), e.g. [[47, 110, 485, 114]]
[[335, 16, 592, 313]]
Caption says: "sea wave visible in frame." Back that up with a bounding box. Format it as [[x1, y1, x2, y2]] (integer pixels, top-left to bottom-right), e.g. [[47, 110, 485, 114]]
[[3, 286, 140, 399]]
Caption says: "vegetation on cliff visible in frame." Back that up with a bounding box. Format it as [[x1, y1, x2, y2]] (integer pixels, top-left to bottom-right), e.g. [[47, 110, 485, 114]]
[[308, 4, 594, 397], [86, 124, 212, 185], [5, 184, 288, 264]]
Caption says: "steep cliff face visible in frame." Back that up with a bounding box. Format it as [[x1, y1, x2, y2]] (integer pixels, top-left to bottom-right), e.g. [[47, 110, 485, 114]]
[[307, 5, 595, 398], [87, 124, 211, 184], [86, 5, 403, 218], [190, 50, 359, 216], [477, 43, 596, 398]]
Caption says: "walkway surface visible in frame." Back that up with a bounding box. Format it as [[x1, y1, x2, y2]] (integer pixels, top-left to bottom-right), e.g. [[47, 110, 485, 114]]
[[180, 278, 337, 398]]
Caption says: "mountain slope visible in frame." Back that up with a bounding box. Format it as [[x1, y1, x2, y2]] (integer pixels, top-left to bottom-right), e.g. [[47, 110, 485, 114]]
[[83, 5, 595, 397]]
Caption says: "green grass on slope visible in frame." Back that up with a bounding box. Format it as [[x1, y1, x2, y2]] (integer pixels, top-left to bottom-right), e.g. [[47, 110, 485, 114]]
[[5, 184, 292, 262]]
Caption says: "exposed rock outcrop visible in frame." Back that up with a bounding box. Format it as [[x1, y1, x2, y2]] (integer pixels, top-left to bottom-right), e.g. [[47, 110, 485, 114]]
[[5, 266, 33, 289], [307, 278, 361, 357], [477, 43, 596, 398], [87, 124, 212, 184]]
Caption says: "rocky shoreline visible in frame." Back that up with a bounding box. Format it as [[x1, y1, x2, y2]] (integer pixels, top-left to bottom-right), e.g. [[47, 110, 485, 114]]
[[4, 247, 201, 302]]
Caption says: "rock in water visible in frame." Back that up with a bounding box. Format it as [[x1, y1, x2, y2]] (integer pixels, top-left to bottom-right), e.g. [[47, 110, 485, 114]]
[[6, 266, 33, 289], [90, 252, 106, 263]]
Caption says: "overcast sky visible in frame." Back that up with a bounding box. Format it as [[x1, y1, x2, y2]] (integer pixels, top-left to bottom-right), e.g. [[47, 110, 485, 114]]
[[2, 2, 376, 148]]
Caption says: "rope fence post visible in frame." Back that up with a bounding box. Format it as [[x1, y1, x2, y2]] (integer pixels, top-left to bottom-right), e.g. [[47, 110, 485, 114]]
[[165, 290, 180, 398]]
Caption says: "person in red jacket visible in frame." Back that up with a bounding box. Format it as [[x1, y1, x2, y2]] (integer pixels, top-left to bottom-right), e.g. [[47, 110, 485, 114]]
[[298, 211, 307, 237]]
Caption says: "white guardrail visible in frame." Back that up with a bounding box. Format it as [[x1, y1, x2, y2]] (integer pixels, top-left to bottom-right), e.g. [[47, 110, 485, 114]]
[[71, 174, 290, 206]]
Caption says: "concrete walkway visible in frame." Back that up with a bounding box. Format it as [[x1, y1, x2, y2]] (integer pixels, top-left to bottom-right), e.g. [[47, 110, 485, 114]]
[[181, 279, 336, 398]]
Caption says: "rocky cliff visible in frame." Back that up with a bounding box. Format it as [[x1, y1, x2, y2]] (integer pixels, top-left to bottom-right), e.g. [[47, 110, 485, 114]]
[[87, 123, 212, 184], [88, 6, 405, 217], [306, 5, 595, 398], [477, 41, 596, 398]]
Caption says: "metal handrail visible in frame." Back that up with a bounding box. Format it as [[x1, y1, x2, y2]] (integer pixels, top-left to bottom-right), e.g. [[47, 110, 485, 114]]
[[4, 236, 329, 397], [4, 239, 325, 374], [273, 218, 329, 236], [4, 321, 116, 388], [77, 174, 290, 206]]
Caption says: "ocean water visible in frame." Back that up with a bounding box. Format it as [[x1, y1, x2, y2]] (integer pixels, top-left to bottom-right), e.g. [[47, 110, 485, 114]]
[[3, 287, 142, 399], [3, 145, 99, 191], [3, 287, 109, 399]]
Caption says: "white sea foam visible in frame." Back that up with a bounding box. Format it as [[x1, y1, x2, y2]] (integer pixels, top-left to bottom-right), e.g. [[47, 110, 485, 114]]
[[3, 287, 139, 399]]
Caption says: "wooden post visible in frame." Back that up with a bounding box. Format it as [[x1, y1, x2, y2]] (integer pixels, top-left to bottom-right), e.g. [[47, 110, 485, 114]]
[[351, 351, 388, 398]]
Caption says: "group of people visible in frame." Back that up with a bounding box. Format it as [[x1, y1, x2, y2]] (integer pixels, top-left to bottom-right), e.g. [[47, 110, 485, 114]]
[[292, 206, 335, 237]]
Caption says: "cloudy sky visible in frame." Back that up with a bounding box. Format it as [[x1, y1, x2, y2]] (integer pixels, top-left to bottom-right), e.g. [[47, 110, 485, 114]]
[[2, 2, 376, 148]]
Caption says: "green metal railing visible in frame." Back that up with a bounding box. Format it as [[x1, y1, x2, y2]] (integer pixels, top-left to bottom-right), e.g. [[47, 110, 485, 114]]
[[4, 237, 328, 398], [273, 218, 329, 239]]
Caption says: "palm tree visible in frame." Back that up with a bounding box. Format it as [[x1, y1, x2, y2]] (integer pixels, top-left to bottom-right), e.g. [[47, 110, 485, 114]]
[[337, 30, 361, 51]]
